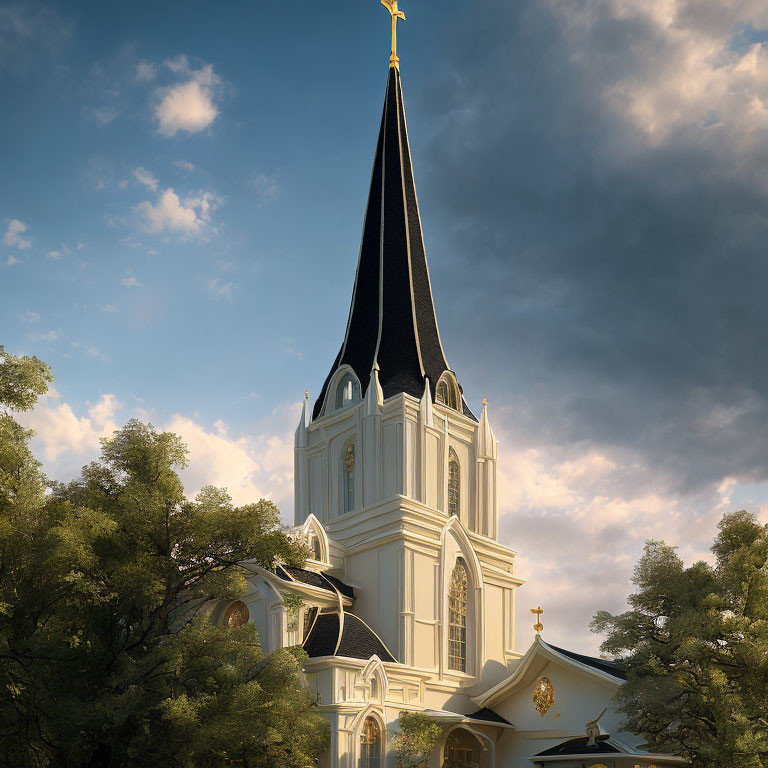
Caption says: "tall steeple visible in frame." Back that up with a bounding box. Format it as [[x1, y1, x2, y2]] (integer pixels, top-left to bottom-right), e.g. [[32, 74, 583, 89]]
[[313, 65, 461, 419]]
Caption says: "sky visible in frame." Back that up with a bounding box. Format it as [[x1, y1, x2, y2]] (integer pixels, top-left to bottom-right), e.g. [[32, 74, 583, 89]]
[[3, 0, 768, 655]]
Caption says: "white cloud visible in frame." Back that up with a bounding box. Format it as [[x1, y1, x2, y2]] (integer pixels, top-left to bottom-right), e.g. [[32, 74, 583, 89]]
[[556, 0, 768, 144], [174, 159, 196, 172], [19, 392, 298, 517], [19, 392, 123, 463], [7, 254, 22, 266], [252, 173, 279, 206], [4, 219, 30, 250], [70, 341, 110, 363], [136, 59, 156, 82], [99, 304, 117, 313], [46, 250, 61, 260], [19, 310, 40, 323], [154, 59, 221, 136], [494, 414, 728, 654], [207, 277, 237, 300], [121, 276, 142, 288], [167, 412, 296, 511], [40, 330, 60, 342], [134, 187, 221, 237], [90, 106, 119, 126], [132, 166, 158, 192]]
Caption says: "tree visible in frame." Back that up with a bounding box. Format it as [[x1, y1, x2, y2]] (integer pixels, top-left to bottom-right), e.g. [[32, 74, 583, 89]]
[[390, 712, 444, 768], [592, 510, 768, 768], [0, 348, 329, 767]]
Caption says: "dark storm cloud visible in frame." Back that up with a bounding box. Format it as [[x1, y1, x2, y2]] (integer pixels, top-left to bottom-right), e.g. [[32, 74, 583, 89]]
[[419, 0, 768, 497]]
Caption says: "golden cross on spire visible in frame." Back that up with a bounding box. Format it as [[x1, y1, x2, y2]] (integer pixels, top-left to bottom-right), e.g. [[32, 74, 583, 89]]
[[381, 0, 406, 69], [530, 606, 544, 635]]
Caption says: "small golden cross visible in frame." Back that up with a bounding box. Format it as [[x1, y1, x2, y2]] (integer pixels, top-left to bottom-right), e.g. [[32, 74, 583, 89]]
[[531, 606, 544, 635], [381, 0, 406, 69]]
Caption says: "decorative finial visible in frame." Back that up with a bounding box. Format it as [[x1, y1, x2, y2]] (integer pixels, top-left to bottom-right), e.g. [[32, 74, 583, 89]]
[[585, 709, 608, 746], [381, 0, 406, 69], [531, 606, 544, 635], [304, 390, 309, 400], [482, 397, 487, 406]]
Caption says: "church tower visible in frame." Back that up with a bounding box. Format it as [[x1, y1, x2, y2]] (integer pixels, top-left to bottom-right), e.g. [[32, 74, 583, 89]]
[[293, 54, 521, 680]]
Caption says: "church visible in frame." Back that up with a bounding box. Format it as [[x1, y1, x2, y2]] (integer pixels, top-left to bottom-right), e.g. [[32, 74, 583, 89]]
[[221, 5, 688, 767]]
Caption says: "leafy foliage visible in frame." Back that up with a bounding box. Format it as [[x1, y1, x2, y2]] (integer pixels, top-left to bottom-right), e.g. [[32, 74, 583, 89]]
[[0, 350, 329, 768], [391, 711, 444, 768], [592, 511, 768, 768]]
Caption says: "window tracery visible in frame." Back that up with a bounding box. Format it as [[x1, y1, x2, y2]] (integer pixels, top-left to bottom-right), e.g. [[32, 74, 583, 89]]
[[221, 600, 249, 629], [448, 559, 469, 672], [443, 729, 480, 768], [335, 373, 360, 409], [448, 448, 460, 518], [359, 716, 381, 768], [343, 440, 356, 513], [436, 374, 459, 410]]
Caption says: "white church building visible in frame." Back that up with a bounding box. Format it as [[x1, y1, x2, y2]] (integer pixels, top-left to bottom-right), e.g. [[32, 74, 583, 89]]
[[223, 12, 688, 768]]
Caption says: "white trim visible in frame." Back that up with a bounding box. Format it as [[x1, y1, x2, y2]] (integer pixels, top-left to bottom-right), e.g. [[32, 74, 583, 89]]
[[395, 68, 452, 371], [474, 636, 623, 708]]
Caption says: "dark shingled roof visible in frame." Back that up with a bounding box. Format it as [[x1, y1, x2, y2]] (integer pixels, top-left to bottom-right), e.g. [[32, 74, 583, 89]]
[[302, 612, 340, 658], [276, 566, 355, 600], [548, 643, 627, 680], [466, 707, 510, 725], [302, 611, 396, 663], [313, 67, 467, 420], [534, 736, 619, 757]]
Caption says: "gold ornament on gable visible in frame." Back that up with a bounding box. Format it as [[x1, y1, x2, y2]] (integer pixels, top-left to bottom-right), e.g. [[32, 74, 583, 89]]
[[533, 676, 554, 716], [344, 443, 355, 472]]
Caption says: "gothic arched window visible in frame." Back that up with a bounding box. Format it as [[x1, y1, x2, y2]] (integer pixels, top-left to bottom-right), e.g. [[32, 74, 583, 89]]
[[310, 535, 322, 560], [335, 373, 360, 410], [443, 729, 481, 768], [448, 559, 469, 672], [221, 600, 249, 629], [359, 716, 381, 768], [343, 440, 356, 514], [436, 374, 458, 410], [448, 448, 460, 518]]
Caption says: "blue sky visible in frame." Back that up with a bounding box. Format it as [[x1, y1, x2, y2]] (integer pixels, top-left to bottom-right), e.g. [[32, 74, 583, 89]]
[[5, 0, 768, 653]]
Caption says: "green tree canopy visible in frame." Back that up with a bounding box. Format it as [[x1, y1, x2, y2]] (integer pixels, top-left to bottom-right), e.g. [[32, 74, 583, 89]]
[[592, 510, 768, 768], [391, 711, 444, 768], [0, 349, 328, 767]]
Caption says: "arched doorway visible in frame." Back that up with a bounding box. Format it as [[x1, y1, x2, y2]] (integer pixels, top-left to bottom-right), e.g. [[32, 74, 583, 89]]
[[442, 728, 486, 768]]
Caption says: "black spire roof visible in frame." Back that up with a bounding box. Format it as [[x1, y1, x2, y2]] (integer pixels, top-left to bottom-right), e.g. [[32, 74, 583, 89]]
[[313, 67, 452, 419]]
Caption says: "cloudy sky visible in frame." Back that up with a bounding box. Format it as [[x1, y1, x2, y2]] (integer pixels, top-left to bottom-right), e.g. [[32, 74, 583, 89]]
[[3, 0, 768, 655]]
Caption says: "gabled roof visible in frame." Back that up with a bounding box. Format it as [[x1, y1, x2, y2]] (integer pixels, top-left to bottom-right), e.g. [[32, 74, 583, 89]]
[[546, 643, 627, 680], [466, 707, 511, 725], [531, 735, 688, 765], [474, 636, 625, 709], [313, 66, 462, 420], [275, 565, 355, 599], [302, 611, 396, 663], [535, 735, 619, 757]]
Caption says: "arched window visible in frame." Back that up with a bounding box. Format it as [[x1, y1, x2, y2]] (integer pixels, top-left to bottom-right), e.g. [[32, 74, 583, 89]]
[[335, 373, 360, 410], [443, 729, 481, 768], [310, 535, 322, 560], [448, 448, 460, 518], [436, 375, 458, 410], [359, 716, 381, 768], [343, 440, 356, 514], [448, 559, 469, 672], [221, 600, 249, 629]]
